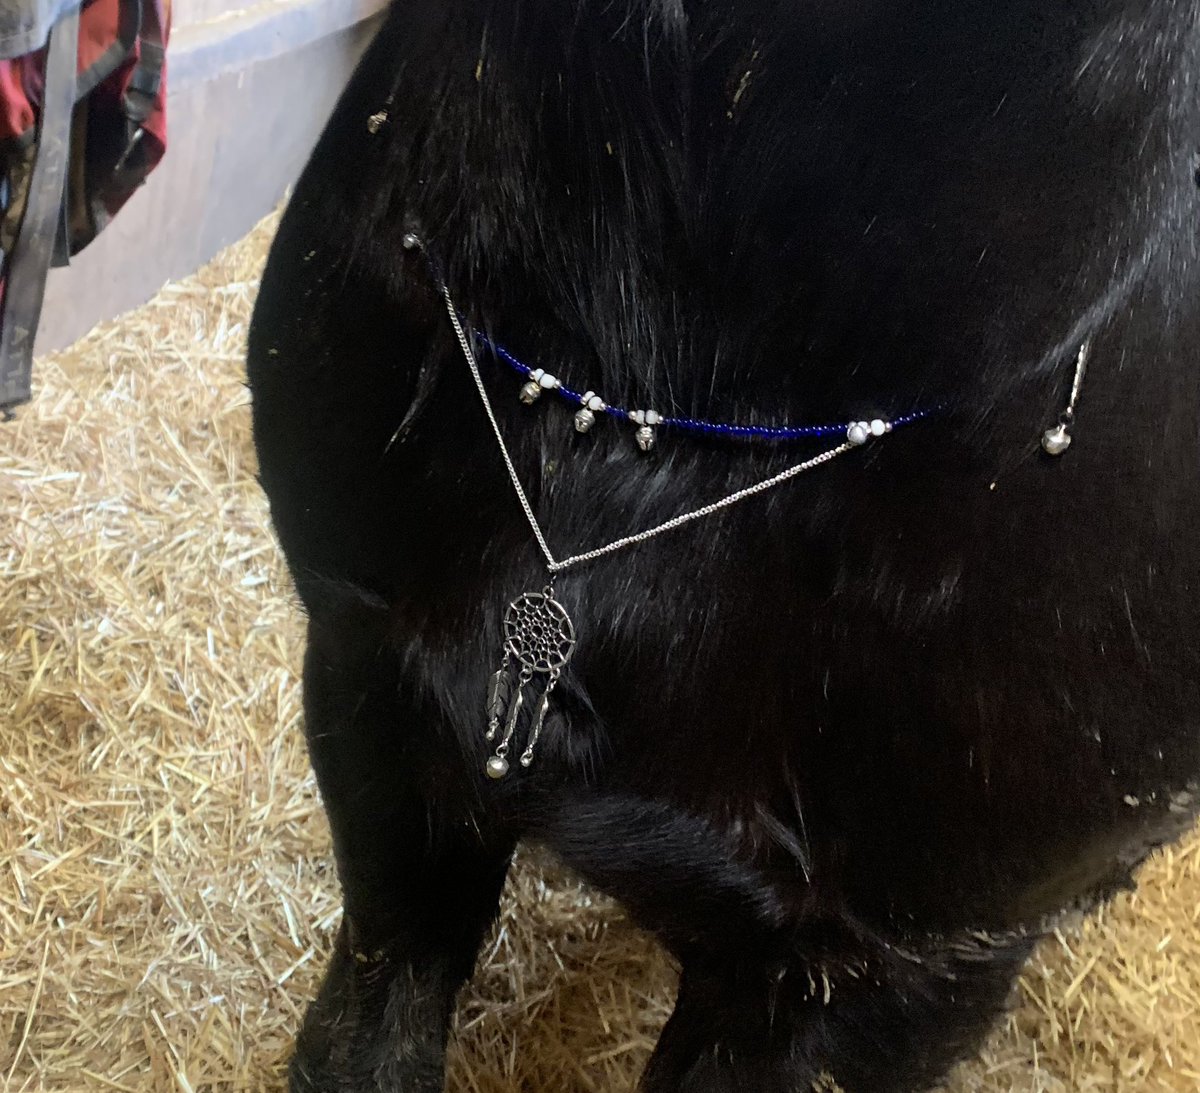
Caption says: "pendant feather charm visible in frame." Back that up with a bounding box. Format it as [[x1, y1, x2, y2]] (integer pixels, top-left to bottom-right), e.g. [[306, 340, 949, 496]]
[[483, 586, 575, 778], [485, 665, 509, 739]]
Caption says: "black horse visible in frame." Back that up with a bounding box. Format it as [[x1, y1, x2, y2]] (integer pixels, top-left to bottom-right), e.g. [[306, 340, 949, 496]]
[[247, 2, 1200, 1090]]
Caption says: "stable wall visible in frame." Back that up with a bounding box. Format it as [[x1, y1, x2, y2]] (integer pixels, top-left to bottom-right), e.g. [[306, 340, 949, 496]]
[[35, 0, 388, 353]]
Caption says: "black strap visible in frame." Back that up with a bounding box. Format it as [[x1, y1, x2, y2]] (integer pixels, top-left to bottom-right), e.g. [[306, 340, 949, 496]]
[[75, 0, 142, 101], [0, 8, 79, 413], [112, 0, 163, 187], [123, 0, 163, 126]]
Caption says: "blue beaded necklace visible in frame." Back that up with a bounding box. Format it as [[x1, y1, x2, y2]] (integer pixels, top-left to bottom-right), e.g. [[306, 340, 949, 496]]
[[473, 327, 936, 449]]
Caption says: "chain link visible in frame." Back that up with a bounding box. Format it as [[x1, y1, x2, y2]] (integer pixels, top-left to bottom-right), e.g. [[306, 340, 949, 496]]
[[443, 282, 561, 570]]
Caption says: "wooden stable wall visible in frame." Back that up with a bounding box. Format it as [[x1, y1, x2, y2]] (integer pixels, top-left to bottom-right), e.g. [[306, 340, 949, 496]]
[[35, 0, 389, 353]]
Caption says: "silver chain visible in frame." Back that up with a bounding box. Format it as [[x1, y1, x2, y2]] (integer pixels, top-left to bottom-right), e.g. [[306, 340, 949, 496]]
[[1065, 340, 1091, 420], [440, 279, 862, 575]]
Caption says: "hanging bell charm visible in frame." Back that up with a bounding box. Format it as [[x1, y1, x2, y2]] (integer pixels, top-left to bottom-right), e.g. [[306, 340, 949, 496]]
[[630, 409, 661, 451], [1041, 423, 1071, 456], [574, 391, 606, 434], [520, 369, 559, 405], [1041, 343, 1090, 456]]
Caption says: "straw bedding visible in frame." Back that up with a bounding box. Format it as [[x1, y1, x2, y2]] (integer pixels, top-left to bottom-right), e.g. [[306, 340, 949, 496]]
[[1, 211, 1197, 1092]]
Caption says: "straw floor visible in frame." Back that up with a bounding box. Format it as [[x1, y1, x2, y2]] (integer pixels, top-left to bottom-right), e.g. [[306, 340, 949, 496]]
[[2, 211, 1198, 1092]]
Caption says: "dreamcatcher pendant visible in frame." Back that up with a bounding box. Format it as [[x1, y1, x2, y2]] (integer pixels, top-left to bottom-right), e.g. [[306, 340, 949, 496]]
[[484, 583, 576, 778]]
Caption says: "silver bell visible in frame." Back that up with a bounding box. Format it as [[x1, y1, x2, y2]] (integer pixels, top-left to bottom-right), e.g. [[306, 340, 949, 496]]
[[635, 425, 656, 452], [519, 381, 543, 405], [1041, 423, 1072, 456], [574, 407, 596, 433], [485, 755, 509, 779]]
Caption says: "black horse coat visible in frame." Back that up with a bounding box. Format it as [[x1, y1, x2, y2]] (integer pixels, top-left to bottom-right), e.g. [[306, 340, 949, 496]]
[[248, 3, 1200, 1090]]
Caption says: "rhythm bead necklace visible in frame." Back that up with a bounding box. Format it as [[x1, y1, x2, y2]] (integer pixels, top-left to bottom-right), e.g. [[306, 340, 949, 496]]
[[474, 327, 932, 450], [403, 234, 1090, 779]]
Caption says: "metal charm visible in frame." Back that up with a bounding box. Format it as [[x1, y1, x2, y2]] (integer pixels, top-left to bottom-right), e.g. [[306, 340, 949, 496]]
[[1041, 341, 1092, 456], [574, 391, 606, 434], [483, 586, 575, 778], [1041, 422, 1072, 455], [630, 409, 661, 451]]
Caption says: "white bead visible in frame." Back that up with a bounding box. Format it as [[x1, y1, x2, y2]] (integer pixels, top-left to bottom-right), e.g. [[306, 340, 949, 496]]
[[587, 395, 606, 411], [630, 410, 645, 425], [870, 419, 887, 437], [529, 369, 544, 383], [645, 410, 661, 425], [538, 372, 558, 389], [485, 756, 509, 779], [847, 422, 870, 446]]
